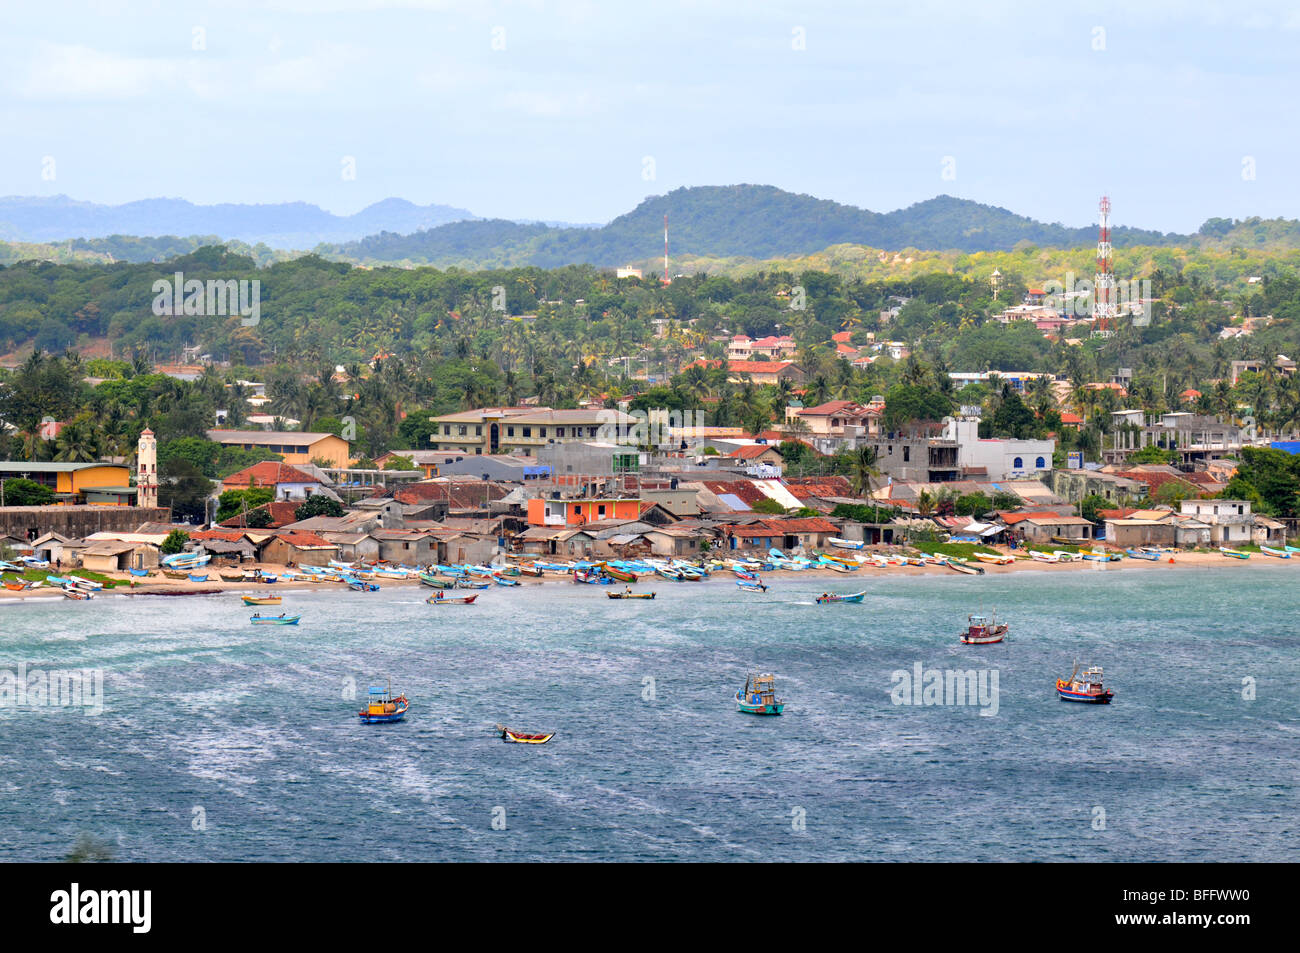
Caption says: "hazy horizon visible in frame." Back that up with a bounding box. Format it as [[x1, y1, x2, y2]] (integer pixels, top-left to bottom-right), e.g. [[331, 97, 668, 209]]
[[4, 1, 1299, 232]]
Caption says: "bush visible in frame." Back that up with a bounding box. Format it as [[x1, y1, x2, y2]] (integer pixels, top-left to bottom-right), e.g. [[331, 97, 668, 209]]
[[1, 477, 54, 506], [294, 495, 345, 521], [160, 530, 190, 555]]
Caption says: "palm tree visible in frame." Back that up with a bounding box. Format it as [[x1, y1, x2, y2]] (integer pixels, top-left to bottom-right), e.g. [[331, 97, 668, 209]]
[[849, 446, 880, 498]]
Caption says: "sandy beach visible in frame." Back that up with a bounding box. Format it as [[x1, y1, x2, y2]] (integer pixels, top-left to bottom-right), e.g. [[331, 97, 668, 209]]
[[1, 548, 1292, 602]]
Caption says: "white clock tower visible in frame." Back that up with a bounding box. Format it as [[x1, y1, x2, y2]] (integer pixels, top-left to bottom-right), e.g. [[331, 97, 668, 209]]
[[137, 428, 158, 508]]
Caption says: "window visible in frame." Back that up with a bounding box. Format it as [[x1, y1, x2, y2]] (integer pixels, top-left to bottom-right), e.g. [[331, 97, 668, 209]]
[[598, 505, 606, 516], [458, 425, 467, 436], [523, 427, 532, 438], [1035, 456, 1046, 468], [588, 426, 598, 437], [442, 425, 450, 435], [475, 425, 482, 436], [1013, 457, 1023, 469], [903, 446, 910, 462], [507, 426, 515, 437], [555, 427, 565, 438]]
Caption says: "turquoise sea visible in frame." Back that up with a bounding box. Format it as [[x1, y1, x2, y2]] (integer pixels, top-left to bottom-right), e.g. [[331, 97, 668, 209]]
[[0, 564, 1296, 862]]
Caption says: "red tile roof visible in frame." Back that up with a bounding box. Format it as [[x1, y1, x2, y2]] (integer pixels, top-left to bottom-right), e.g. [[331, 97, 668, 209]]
[[728, 360, 799, 374], [219, 500, 302, 529], [190, 530, 254, 542], [701, 480, 768, 508], [273, 531, 334, 548], [783, 476, 853, 499], [998, 510, 1065, 525], [221, 462, 320, 488], [729, 445, 778, 459]]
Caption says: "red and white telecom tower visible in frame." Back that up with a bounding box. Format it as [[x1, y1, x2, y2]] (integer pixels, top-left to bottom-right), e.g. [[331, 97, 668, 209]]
[[1093, 195, 1116, 337]]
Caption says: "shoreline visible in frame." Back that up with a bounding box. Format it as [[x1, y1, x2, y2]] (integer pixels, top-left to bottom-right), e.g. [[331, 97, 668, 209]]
[[1, 548, 1294, 602]]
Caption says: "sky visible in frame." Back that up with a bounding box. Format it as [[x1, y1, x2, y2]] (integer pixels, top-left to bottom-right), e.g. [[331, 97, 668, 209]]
[[2, 0, 1299, 233]]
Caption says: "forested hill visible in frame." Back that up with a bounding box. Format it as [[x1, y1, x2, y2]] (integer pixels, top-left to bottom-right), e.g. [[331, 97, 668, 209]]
[[0, 195, 476, 248], [321, 186, 1180, 266]]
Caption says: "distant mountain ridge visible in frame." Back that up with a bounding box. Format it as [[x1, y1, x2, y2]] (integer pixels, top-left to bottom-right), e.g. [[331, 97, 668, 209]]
[[3, 185, 1299, 268], [0, 194, 477, 248]]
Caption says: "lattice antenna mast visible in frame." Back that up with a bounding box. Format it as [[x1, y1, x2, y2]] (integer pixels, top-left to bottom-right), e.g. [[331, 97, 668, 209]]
[[1095, 196, 1116, 333]]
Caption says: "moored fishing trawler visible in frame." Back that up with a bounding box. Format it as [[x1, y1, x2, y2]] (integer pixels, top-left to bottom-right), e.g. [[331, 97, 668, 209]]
[[358, 682, 408, 723], [1056, 663, 1114, 704], [736, 672, 784, 715], [960, 613, 1007, 644]]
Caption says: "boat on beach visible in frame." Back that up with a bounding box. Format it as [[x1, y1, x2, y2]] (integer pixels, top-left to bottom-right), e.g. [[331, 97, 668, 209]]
[[815, 590, 866, 604], [943, 558, 984, 575], [497, 724, 554, 744], [1029, 550, 1060, 563], [1260, 545, 1290, 558], [1056, 663, 1114, 704], [973, 551, 1015, 565], [1124, 548, 1161, 561], [250, 613, 300, 625], [359, 683, 408, 724], [1219, 547, 1251, 559], [960, 613, 1008, 644], [601, 563, 637, 582], [60, 587, 93, 600], [735, 672, 784, 715]]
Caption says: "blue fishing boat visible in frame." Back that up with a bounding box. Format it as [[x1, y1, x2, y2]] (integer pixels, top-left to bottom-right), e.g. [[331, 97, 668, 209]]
[[358, 683, 408, 723], [1124, 548, 1160, 561], [250, 613, 301, 625], [347, 579, 379, 592], [736, 673, 784, 715], [815, 590, 866, 604], [188, 573, 208, 582], [736, 580, 768, 592], [491, 574, 520, 586], [128, 567, 150, 577]]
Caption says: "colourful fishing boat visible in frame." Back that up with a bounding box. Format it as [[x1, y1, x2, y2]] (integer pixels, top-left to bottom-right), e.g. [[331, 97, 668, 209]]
[[815, 590, 866, 604], [359, 684, 408, 724], [601, 563, 637, 583], [1219, 547, 1250, 559], [188, 573, 208, 582], [1259, 545, 1290, 558], [943, 558, 984, 575], [426, 592, 479, 605], [250, 613, 300, 625], [733, 568, 759, 581], [61, 587, 93, 600], [497, 724, 553, 744], [960, 613, 1007, 644], [607, 589, 655, 599], [1124, 548, 1160, 561], [347, 579, 380, 592], [1056, 663, 1114, 704], [242, 595, 282, 606], [973, 551, 1015, 565], [737, 580, 768, 592], [735, 672, 784, 715], [573, 569, 613, 585]]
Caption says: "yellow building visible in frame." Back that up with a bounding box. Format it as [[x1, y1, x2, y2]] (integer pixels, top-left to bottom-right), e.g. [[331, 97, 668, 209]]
[[205, 430, 352, 468], [430, 408, 635, 455], [0, 462, 135, 506]]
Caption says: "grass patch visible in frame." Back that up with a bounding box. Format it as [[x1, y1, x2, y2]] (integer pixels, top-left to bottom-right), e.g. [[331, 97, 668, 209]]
[[911, 541, 1003, 559], [8, 568, 121, 589]]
